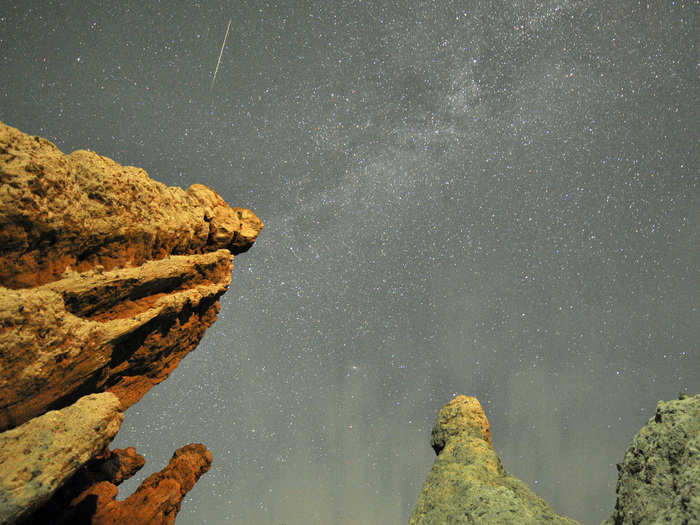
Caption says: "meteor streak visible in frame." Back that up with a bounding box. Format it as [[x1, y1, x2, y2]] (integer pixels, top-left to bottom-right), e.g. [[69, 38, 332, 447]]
[[211, 18, 231, 90]]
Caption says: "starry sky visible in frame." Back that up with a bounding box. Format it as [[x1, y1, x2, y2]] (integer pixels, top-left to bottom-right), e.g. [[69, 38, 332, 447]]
[[1, 1, 698, 524]]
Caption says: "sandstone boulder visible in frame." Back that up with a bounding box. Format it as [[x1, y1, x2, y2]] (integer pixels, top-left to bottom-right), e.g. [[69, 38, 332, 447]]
[[30, 444, 212, 525], [0, 121, 262, 289]]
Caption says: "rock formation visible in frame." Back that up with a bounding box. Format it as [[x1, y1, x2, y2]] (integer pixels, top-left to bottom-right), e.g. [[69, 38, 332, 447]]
[[27, 444, 212, 525], [0, 120, 262, 524], [603, 394, 699, 525], [5, 120, 694, 524], [410, 395, 579, 525], [0, 393, 123, 524], [412, 394, 699, 525]]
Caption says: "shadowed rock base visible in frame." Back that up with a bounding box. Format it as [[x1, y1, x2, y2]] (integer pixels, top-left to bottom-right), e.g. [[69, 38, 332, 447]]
[[410, 396, 579, 525], [23, 444, 212, 525]]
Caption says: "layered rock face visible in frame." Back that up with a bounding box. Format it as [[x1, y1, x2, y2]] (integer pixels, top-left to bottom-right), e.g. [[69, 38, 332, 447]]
[[410, 395, 579, 525], [603, 394, 699, 525], [0, 121, 262, 524]]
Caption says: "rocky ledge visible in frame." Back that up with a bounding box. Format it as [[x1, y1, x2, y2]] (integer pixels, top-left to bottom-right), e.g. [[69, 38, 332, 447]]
[[0, 121, 263, 524], [411, 394, 699, 525]]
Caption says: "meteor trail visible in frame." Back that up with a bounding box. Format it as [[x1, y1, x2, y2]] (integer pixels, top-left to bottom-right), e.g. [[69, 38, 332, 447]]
[[211, 18, 231, 90]]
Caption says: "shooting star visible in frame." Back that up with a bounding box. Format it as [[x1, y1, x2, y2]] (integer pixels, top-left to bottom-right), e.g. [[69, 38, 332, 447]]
[[211, 18, 232, 90]]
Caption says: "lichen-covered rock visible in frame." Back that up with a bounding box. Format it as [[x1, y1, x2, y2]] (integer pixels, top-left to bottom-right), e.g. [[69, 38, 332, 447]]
[[0, 393, 123, 525], [603, 394, 700, 525], [410, 395, 579, 525]]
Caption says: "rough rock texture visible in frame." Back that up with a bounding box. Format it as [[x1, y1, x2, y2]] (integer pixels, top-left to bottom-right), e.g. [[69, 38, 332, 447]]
[[603, 394, 699, 525], [0, 121, 262, 524], [410, 395, 579, 525], [102, 447, 147, 486], [0, 393, 123, 525], [27, 444, 212, 525], [0, 248, 237, 431], [0, 121, 263, 431], [83, 444, 212, 525], [0, 122, 261, 290]]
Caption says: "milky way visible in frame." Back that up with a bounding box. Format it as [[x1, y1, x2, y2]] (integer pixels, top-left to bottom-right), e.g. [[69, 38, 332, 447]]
[[2, 1, 697, 523]]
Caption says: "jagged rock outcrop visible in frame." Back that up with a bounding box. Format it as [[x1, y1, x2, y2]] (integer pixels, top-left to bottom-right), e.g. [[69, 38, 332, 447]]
[[0, 393, 123, 524], [81, 444, 212, 525], [0, 121, 263, 431], [0, 120, 262, 524], [100, 447, 147, 486], [0, 248, 237, 430], [603, 394, 699, 525], [28, 444, 212, 525], [0, 122, 260, 290], [410, 395, 579, 525]]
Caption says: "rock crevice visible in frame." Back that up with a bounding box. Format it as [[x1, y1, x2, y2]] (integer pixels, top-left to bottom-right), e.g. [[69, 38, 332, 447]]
[[0, 123, 261, 290]]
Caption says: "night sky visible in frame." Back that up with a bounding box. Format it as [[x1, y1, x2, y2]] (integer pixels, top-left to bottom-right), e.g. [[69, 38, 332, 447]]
[[1, 1, 698, 524]]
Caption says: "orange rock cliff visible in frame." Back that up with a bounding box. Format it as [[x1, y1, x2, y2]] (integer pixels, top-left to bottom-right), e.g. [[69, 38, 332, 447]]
[[0, 121, 263, 525]]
